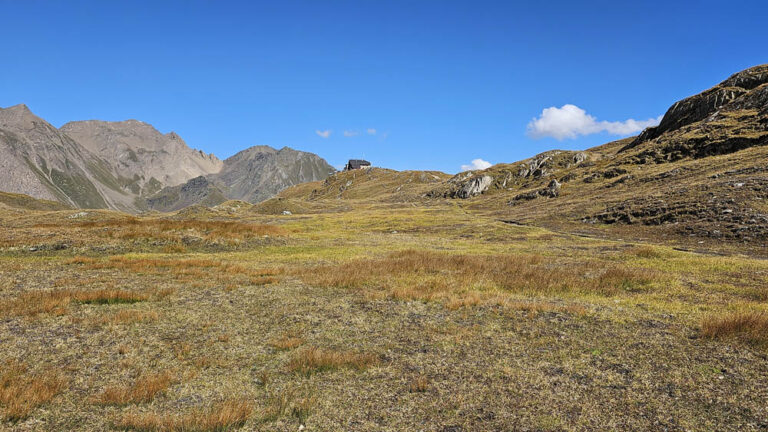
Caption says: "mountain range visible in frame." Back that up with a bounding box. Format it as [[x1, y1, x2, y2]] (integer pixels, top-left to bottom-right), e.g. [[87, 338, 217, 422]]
[[3, 64, 768, 254], [0, 105, 335, 212]]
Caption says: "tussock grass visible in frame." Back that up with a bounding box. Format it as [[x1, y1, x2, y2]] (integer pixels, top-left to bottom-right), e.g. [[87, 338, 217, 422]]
[[69, 256, 281, 287], [117, 399, 253, 431], [293, 250, 658, 307], [629, 245, 665, 258], [1, 288, 153, 318], [409, 376, 429, 393], [74, 288, 149, 305], [95, 309, 159, 325], [268, 333, 305, 351], [43, 218, 287, 240], [702, 310, 768, 346], [97, 371, 172, 405], [287, 347, 378, 376], [0, 360, 66, 422]]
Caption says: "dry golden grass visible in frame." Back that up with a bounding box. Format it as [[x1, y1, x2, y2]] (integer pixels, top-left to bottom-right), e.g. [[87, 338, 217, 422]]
[[0, 290, 72, 317], [70, 256, 281, 288], [287, 347, 378, 376], [0, 360, 66, 422], [293, 250, 658, 307], [409, 376, 430, 393], [94, 309, 159, 325], [629, 245, 664, 258], [97, 371, 173, 405], [74, 288, 150, 305], [0, 288, 153, 318], [117, 399, 253, 431], [39, 218, 287, 244], [268, 334, 305, 351], [701, 310, 768, 346]]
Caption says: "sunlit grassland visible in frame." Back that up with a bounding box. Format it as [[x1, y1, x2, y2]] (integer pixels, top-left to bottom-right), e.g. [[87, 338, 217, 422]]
[[1, 203, 768, 430]]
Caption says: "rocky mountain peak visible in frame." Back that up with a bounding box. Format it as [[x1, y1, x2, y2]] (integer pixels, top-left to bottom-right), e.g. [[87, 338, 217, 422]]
[[626, 64, 768, 153], [0, 104, 44, 129]]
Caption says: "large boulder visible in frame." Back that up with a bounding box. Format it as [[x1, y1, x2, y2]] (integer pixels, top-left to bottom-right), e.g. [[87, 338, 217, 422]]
[[456, 175, 493, 199]]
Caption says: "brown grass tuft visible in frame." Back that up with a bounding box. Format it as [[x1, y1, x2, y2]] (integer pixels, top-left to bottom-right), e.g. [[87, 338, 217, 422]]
[[74, 289, 149, 305], [409, 375, 430, 393], [701, 310, 768, 346], [287, 347, 378, 376], [268, 334, 305, 351], [292, 250, 658, 307], [117, 399, 253, 431], [97, 371, 172, 405], [1, 288, 159, 319], [95, 309, 159, 325], [0, 360, 66, 422]]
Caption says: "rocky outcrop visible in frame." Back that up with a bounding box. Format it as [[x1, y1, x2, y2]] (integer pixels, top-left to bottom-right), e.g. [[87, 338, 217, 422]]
[[544, 179, 561, 197], [510, 179, 562, 203], [624, 64, 768, 159], [455, 175, 493, 198]]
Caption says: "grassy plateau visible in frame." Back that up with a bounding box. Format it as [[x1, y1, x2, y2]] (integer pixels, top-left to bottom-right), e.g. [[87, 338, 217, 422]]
[[0, 200, 767, 431]]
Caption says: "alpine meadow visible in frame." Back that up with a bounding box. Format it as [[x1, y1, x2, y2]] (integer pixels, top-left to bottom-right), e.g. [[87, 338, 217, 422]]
[[2, 2, 768, 431]]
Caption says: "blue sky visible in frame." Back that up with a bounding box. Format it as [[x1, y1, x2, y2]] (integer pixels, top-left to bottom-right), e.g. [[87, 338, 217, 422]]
[[2, 1, 767, 173]]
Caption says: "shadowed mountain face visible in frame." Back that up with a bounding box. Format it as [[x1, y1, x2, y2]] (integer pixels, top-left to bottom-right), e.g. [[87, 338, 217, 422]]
[[0, 106, 335, 212], [145, 146, 336, 212]]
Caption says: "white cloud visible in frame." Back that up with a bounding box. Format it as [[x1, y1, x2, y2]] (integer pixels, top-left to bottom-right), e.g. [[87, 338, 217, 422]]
[[343, 130, 359, 137], [315, 129, 332, 138], [366, 128, 376, 135], [526, 104, 662, 140], [460, 158, 492, 172]]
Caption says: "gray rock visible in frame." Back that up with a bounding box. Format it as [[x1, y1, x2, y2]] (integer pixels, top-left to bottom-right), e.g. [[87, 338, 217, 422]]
[[457, 175, 493, 198], [544, 179, 561, 197]]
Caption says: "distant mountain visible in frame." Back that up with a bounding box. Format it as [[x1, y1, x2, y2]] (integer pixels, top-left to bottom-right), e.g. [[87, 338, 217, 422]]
[[61, 120, 222, 197], [0, 105, 335, 212], [0, 104, 137, 211], [146, 146, 336, 212]]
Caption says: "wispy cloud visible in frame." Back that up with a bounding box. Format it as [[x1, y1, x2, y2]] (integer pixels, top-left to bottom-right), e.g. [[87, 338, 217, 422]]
[[460, 158, 492, 172], [527, 104, 661, 140], [366, 128, 377, 135], [315, 129, 332, 138], [343, 130, 359, 137]]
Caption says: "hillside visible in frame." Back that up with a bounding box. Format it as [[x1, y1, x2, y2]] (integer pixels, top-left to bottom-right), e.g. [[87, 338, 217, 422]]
[[271, 65, 768, 253]]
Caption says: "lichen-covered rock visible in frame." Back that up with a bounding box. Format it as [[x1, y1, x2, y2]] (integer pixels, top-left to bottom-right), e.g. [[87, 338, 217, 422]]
[[456, 175, 493, 198]]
